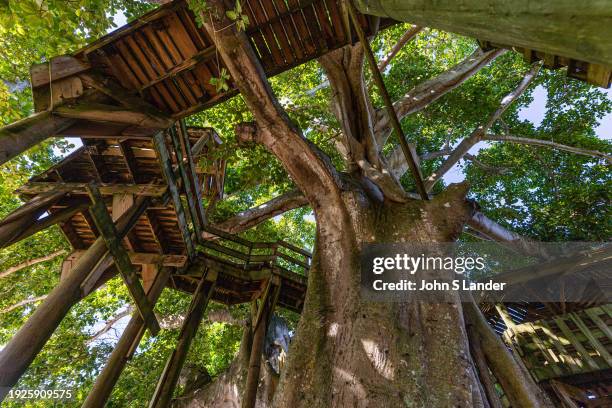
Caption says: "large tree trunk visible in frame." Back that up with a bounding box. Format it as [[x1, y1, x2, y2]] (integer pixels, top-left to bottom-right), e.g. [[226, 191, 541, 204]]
[[273, 182, 493, 407]]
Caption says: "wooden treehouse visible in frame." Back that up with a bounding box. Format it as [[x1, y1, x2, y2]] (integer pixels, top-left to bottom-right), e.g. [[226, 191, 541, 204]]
[[0, 0, 610, 406]]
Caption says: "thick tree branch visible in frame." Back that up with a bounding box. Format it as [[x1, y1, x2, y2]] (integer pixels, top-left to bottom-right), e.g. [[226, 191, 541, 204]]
[[1, 295, 48, 314], [210, 189, 309, 235], [374, 48, 505, 147], [319, 45, 410, 202], [200, 5, 343, 214], [424, 62, 541, 191], [378, 26, 423, 72], [468, 211, 550, 259], [0, 250, 67, 279], [483, 134, 612, 164]]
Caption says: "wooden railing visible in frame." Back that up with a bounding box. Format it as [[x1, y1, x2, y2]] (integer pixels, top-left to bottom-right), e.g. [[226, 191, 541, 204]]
[[199, 224, 312, 276]]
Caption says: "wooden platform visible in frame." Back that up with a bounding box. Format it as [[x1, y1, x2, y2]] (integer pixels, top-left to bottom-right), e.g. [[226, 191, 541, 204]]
[[30, 0, 390, 121]]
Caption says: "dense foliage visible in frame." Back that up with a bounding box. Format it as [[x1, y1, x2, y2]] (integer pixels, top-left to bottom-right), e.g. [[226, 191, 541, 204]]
[[0, 2, 609, 406]]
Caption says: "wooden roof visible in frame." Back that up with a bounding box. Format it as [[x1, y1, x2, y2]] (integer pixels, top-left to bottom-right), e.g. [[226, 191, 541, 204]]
[[31, 0, 390, 119]]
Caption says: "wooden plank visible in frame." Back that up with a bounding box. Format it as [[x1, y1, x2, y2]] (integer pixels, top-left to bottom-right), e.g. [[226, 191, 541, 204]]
[[152, 131, 195, 258], [569, 312, 612, 366], [179, 120, 207, 228], [129, 252, 187, 267], [17, 182, 167, 197], [539, 320, 582, 374], [524, 322, 564, 376], [87, 184, 160, 336], [585, 307, 612, 339], [169, 126, 201, 239], [554, 317, 601, 371]]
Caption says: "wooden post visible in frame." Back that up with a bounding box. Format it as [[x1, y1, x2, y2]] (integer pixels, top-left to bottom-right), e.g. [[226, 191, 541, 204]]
[[242, 278, 281, 408], [0, 196, 149, 401], [82, 266, 171, 408], [149, 269, 217, 408], [87, 184, 160, 335]]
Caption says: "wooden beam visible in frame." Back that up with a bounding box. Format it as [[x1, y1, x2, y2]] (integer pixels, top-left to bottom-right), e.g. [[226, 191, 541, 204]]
[[149, 269, 217, 408], [179, 120, 207, 228], [80, 195, 151, 297], [16, 182, 167, 197], [30, 56, 91, 88], [129, 253, 187, 267], [169, 125, 202, 239], [53, 103, 171, 129], [137, 46, 216, 92], [87, 184, 160, 335], [82, 266, 172, 408], [243, 278, 280, 408], [353, 0, 612, 68], [0, 194, 147, 398], [119, 141, 139, 183], [79, 71, 173, 125], [0, 112, 75, 166], [153, 132, 195, 259]]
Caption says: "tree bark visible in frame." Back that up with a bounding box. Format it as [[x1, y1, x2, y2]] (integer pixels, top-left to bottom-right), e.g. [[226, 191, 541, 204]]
[[353, 0, 612, 67]]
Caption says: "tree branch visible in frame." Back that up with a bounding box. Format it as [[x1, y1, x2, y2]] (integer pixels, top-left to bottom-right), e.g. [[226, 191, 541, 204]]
[[468, 211, 550, 259], [424, 62, 541, 191], [200, 5, 343, 213], [483, 134, 612, 164], [374, 48, 505, 147], [210, 189, 309, 235], [378, 26, 423, 72], [87, 308, 133, 344], [0, 249, 67, 279], [1, 295, 48, 314]]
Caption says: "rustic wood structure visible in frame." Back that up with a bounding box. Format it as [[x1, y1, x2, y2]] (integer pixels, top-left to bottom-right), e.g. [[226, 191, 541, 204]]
[[481, 247, 612, 407], [0, 0, 611, 406]]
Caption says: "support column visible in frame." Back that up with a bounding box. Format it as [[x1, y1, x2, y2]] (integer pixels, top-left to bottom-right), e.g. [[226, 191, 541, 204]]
[[0, 196, 149, 401], [149, 269, 217, 408], [242, 278, 281, 408], [82, 265, 171, 408]]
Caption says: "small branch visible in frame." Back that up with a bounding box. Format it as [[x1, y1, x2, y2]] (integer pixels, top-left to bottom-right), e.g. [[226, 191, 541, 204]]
[[209, 189, 309, 236], [483, 134, 612, 164], [87, 308, 133, 344], [159, 309, 247, 330], [0, 249, 67, 279], [464, 153, 509, 175], [1, 295, 47, 314], [378, 26, 423, 71], [374, 48, 505, 147], [424, 62, 541, 191]]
